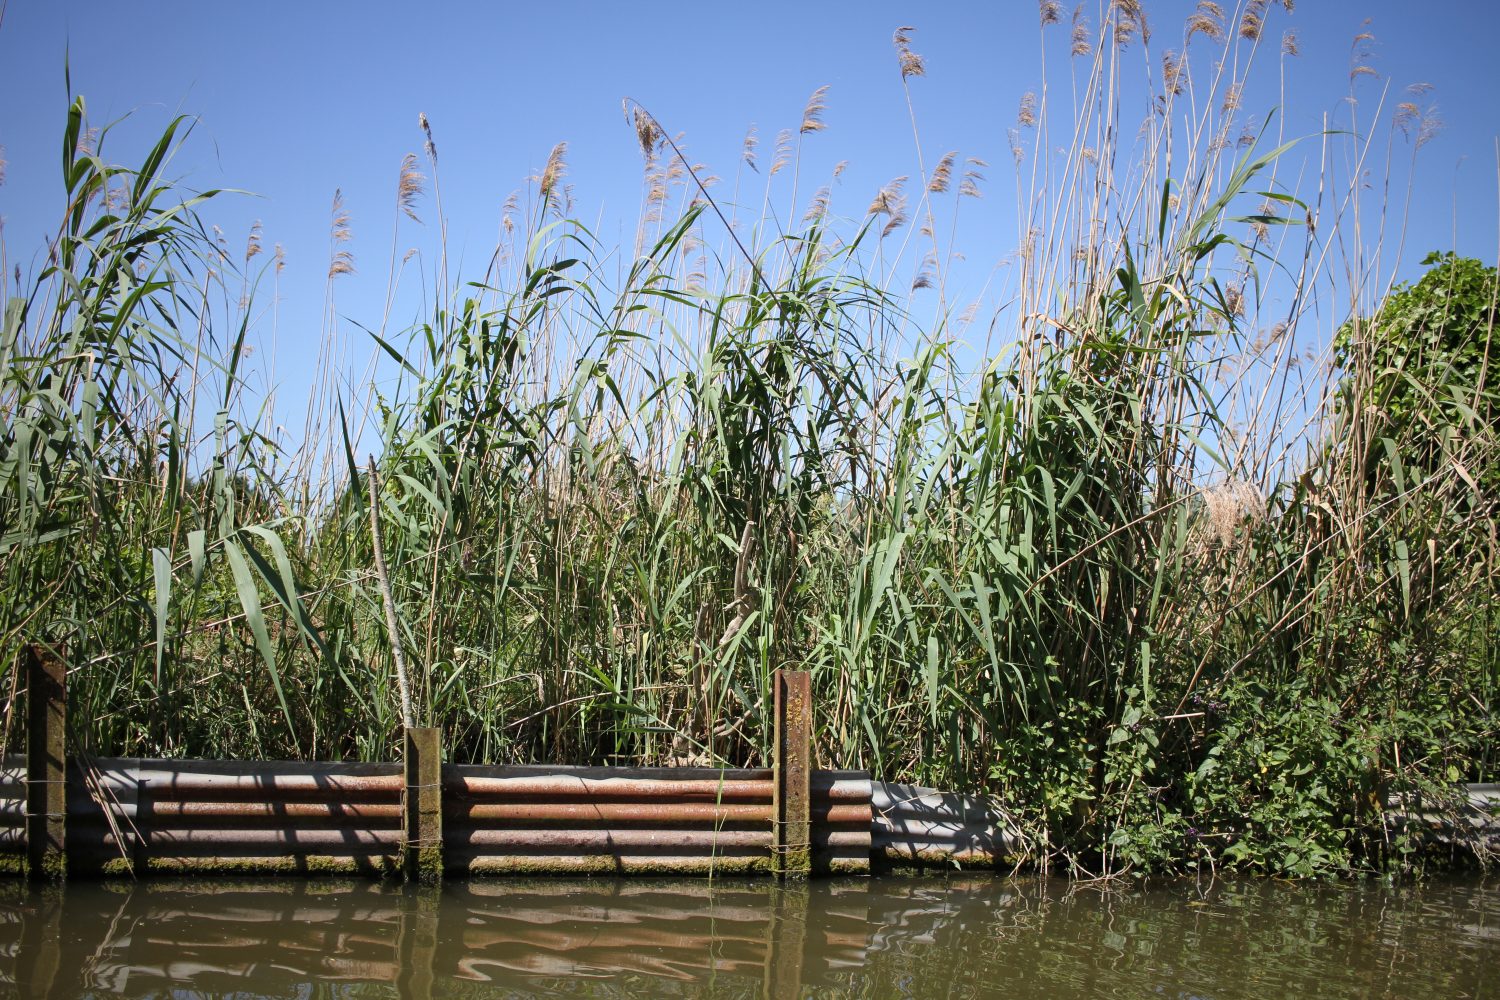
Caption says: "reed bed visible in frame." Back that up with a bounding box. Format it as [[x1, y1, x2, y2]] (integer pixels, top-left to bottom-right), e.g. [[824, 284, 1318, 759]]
[[2, 1, 1496, 874]]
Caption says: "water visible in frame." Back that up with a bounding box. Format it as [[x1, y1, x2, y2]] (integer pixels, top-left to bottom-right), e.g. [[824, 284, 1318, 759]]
[[0, 876, 1494, 998]]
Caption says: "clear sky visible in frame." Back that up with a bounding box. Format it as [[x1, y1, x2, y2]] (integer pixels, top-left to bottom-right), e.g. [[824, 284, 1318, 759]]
[[3, 1, 1498, 447]]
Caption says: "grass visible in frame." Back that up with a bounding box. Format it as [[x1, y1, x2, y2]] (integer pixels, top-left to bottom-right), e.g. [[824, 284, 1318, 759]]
[[2, 2, 1496, 875]]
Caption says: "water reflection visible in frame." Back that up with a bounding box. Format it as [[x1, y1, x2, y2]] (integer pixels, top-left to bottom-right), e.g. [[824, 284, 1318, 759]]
[[0, 876, 1494, 998]]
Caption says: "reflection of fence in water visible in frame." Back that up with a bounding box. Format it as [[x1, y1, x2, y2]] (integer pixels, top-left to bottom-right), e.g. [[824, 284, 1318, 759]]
[[0, 880, 881, 994]]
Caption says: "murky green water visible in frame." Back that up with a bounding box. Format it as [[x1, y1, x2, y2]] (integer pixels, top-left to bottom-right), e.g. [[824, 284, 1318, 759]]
[[0, 876, 1494, 998]]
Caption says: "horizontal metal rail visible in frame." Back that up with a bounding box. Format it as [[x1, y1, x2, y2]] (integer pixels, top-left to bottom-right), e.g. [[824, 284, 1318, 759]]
[[0, 756, 872, 877], [5, 748, 1494, 878]]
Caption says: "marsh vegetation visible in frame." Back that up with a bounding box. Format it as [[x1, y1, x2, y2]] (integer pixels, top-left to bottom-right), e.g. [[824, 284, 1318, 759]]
[[2, 1, 1496, 875]]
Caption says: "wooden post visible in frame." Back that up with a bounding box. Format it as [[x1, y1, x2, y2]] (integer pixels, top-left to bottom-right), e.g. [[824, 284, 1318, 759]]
[[772, 669, 812, 878], [25, 644, 66, 882], [403, 727, 443, 882]]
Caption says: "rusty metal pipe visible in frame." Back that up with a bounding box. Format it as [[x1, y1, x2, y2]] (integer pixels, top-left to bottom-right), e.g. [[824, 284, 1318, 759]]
[[813, 804, 874, 825], [449, 776, 773, 801], [454, 854, 774, 875], [447, 801, 774, 823], [810, 776, 871, 803], [72, 827, 403, 847], [456, 828, 773, 849], [68, 801, 402, 822]]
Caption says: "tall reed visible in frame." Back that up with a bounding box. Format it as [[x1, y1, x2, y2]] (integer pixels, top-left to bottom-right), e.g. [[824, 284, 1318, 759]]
[[2, 2, 1495, 874]]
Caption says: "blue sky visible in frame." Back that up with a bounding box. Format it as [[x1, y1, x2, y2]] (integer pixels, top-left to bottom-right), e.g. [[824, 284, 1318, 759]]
[[3, 1, 1498, 449]]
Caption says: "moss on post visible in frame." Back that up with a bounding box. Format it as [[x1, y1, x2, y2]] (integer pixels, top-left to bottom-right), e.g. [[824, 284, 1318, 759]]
[[773, 669, 813, 879], [403, 727, 444, 883]]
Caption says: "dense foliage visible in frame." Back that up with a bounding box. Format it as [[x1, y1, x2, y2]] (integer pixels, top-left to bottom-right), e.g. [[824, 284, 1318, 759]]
[[3, 7, 1497, 876]]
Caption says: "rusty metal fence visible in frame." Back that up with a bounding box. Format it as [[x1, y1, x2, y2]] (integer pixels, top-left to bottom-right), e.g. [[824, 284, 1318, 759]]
[[0, 646, 879, 880], [5, 644, 1492, 880], [871, 782, 1018, 867]]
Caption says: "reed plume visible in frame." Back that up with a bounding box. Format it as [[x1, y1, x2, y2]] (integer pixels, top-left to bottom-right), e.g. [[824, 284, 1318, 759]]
[[928, 151, 957, 194], [741, 125, 759, 172], [769, 129, 792, 176], [244, 220, 263, 263], [633, 107, 662, 159], [397, 153, 425, 223], [1071, 5, 1093, 56], [800, 86, 830, 134], [539, 141, 568, 199], [1186, 2, 1225, 44], [1017, 92, 1038, 128], [893, 25, 925, 79], [1240, 0, 1268, 41], [327, 189, 354, 278]]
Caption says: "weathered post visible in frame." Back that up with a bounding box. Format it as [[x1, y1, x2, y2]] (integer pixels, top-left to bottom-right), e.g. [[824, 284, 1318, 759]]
[[772, 669, 812, 878], [25, 643, 66, 882], [403, 727, 443, 882]]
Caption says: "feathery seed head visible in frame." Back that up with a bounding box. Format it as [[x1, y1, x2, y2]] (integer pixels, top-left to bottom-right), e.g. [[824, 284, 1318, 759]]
[[1200, 480, 1265, 547], [928, 151, 957, 193], [245, 220, 263, 263], [1186, 2, 1225, 44], [1222, 81, 1243, 113], [803, 186, 831, 223], [800, 85, 830, 134], [1239, 0, 1268, 40], [960, 157, 986, 198], [540, 141, 568, 199], [1017, 92, 1038, 128], [418, 113, 437, 163], [868, 176, 909, 236], [893, 26, 926, 79], [1350, 21, 1377, 82], [1163, 51, 1185, 95], [769, 129, 792, 176], [1111, 0, 1149, 46], [632, 108, 663, 160], [742, 125, 759, 172], [912, 253, 936, 290], [327, 189, 355, 278], [1071, 4, 1093, 56], [397, 153, 425, 223]]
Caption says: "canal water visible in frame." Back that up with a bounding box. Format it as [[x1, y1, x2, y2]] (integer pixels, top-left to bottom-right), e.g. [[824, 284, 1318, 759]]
[[0, 876, 1493, 997]]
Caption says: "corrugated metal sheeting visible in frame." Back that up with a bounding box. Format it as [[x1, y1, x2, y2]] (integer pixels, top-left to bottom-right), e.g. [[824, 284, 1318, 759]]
[[67, 757, 404, 876], [446, 766, 870, 876], [1, 758, 873, 876], [0, 759, 21, 872], [871, 782, 1019, 868], [6, 755, 1492, 876]]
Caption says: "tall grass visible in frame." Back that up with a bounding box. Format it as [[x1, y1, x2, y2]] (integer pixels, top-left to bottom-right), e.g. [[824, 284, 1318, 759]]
[[2, 2, 1496, 874]]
